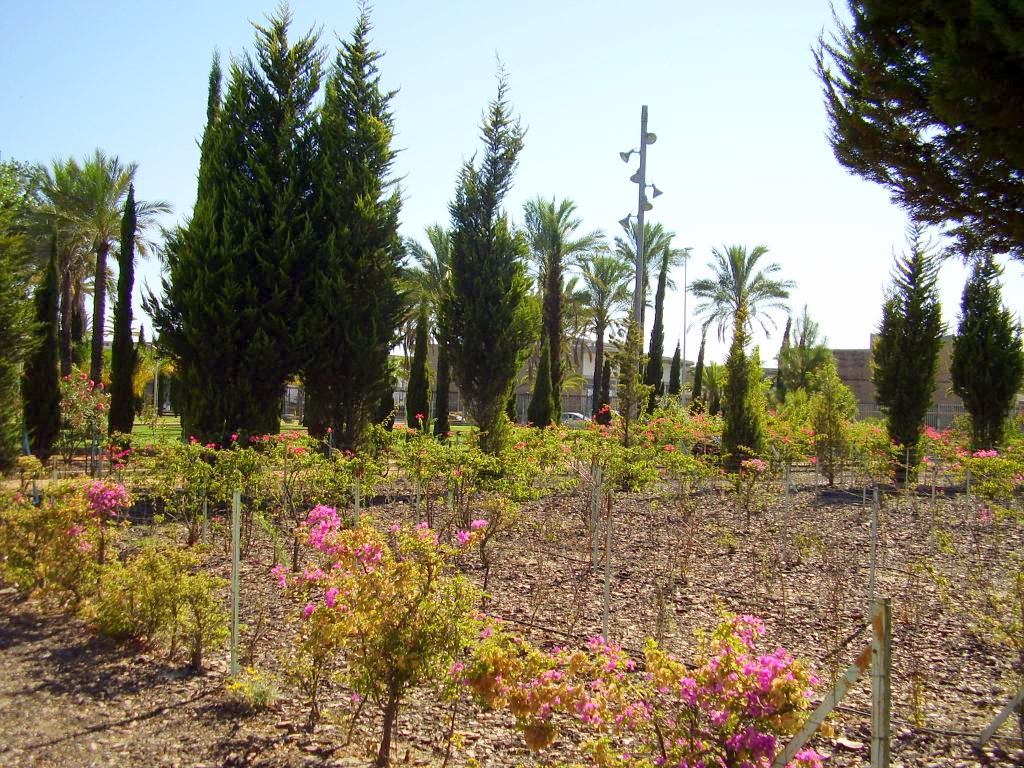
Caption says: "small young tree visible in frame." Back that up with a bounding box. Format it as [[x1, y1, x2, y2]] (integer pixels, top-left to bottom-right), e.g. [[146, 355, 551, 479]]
[[873, 227, 944, 483], [951, 254, 1024, 449], [405, 305, 430, 428], [722, 303, 764, 471], [108, 184, 137, 436], [615, 316, 650, 447], [690, 325, 707, 411], [774, 315, 791, 402], [527, 336, 556, 427], [809, 356, 857, 485], [667, 340, 682, 397]]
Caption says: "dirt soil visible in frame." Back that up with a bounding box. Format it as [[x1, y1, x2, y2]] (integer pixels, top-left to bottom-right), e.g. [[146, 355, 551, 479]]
[[2, 476, 1023, 767]]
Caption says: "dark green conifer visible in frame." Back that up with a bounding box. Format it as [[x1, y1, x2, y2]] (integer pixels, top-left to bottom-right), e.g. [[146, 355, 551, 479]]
[[722, 303, 764, 471], [405, 305, 430, 428], [951, 255, 1024, 449], [667, 341, 682, 397], [527, 336, 556, 427], [643, 247, 669, 410], [22, 241, 61, 460], [108, 184, 136, 435]]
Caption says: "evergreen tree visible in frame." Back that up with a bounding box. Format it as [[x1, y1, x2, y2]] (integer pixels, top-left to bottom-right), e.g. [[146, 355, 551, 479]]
[[595, 359, 612, 425], [615, 317, 650, 447], [774, 315, 791, 402], [809, 356, 857, 485], [722, 303, 764, 472], [778, 306, 831, 394], [108, 184, 136, 435], [873, 227, 944, 483], [405, 304, 430, 428], [527, 335, 556, 427], [441, 73, 537, 454], [951, 255, 1024, 449], [149, 17, 322, 442], [690, 325, 707, 410], [0, 208, 33, 470], [299, 10, 402, 448], [667, 340, 681, 397], [643, 246, 670, 410], [22, 242, 60, 461]]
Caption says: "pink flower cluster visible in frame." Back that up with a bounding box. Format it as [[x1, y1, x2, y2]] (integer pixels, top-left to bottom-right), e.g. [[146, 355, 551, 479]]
[[972, 449, 999, 459], [306, 505, 342, 552], [84, 481, 129, 518], [740, 458, 768, 475]]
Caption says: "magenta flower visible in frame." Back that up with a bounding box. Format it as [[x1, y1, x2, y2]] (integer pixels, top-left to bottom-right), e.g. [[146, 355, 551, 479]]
[[470, 518, 488, 530]]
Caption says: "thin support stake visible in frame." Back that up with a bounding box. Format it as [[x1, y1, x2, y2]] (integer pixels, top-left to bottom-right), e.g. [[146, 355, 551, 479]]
[[869, 486, 879, 602], [591, 464, 603, 571], [870, 598, 892, 768], [977, 686, 1024, 750], [602, 497, 613, 640], [231, 488, 241, 677]]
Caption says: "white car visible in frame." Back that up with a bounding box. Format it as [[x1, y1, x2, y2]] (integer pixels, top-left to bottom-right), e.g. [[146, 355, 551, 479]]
[[561, 411, 589, 427]]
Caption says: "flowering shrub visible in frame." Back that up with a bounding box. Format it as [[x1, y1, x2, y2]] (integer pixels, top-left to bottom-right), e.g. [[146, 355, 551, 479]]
[[55, 367, 110, 466], [281, 513, 480, 765], [735, 458, 772, 525], [463, 614, 823, 768], [0, 484, 105, 604]]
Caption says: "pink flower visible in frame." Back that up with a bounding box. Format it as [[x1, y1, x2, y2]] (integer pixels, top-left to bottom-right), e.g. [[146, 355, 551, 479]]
[[302, 603, 316, 620], [324, 587, 340, 608], [664, 444, 676, 452], [470, 518, 488, 530], [270, 564, 288, 588], [230, 433, 238, 442], [456, 530, 472, 546]]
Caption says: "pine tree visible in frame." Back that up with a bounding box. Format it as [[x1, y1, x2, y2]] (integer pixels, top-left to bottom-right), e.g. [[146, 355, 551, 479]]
[[441, 73, 537, 454], [299, 10, 402, 448], [643, 247, 669, 410], [873, 227, 944, 483], [668, 340, 682, 397], [149, 16, 322, 442], [405, 305, 430, 429], [690, 325, 707, 411], [108, 184, 136, 436], [951, 255, 1024, 449], [722, 303, 764, 472], [22, 241, 61, 460], [527, 335, 556, 427]]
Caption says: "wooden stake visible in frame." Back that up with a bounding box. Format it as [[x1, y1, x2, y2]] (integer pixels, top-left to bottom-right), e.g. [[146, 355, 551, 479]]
[[870, 598, 892, 768], [231, 488, 241, 677], [602, 496, 613, 640], [869, 487, 879, 602], [591, 464, 603, 571]]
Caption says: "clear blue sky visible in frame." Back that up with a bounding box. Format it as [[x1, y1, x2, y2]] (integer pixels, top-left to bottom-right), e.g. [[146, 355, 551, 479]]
[[5, 0, 1021, 366]]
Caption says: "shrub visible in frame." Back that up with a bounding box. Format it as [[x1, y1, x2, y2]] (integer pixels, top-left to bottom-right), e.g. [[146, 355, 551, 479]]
[[226, 667, 279, 713]]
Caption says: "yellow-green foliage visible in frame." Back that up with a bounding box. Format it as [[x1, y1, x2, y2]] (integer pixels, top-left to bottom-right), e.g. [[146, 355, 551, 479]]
[[93, 544, 227, 671]]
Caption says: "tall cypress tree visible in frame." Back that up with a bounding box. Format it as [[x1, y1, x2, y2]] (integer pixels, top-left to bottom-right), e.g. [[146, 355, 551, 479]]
[[774, 315, 791, 402], [22, 241, 61, 460], [668, 340, 682, 397], [441, 73, 537, 454], [149, 16, 322, 442], [722, 303, 764, 471], [527, 335, 556, 427], [690, 325, 707, 410], [643, 247, 669, 410], [951, 255, 1024, 449], [433, 339, 451, 437], [595, 359, 612, 425], [108, 184, 136, 435], [873, 227, 944, 483], [299, 10, 402, 449], [405, 304, 430, 428]]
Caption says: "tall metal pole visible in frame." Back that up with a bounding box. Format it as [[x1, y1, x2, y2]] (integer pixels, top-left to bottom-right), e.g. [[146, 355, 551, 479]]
[[633, 105, 649, 323], [680, 256, 688, 400]]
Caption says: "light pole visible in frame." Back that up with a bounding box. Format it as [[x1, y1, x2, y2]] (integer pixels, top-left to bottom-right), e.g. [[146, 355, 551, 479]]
[[619, 105, 659, 324], [680, 254, 689, 401]]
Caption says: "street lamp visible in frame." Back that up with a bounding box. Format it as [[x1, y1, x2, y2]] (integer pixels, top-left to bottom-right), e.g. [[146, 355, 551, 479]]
[[619, 105, 659, 323]]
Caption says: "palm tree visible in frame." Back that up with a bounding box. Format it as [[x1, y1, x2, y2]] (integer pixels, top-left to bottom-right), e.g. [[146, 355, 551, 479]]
[[613, 220, 687, 327], [690, 244, 795, 342], [523, 197, 603, 415], [405, 224, 453, 434], [37, 151, 169, 382], [579, 251, 632, 415]]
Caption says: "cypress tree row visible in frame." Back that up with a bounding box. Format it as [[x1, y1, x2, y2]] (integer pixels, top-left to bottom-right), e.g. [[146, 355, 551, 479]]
[[441, 74, 537, 454], [149, 16, 322, 442], [527, 336, 556, 427], [405, 304, 430, 428], [667, 340, 681, 397], [951, 255, 1024, 449], [22, 242, 61, 460], [108, 184, 136, 435], [299, 10, 403, 448], [872, 228, 944, 483], [721, 303, 764, 471], [643, 247, 669, 410]]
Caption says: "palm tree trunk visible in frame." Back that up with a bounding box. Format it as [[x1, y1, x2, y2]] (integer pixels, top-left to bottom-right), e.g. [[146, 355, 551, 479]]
[[591, 324, 605, 415], [90, 243, 109, 383]]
